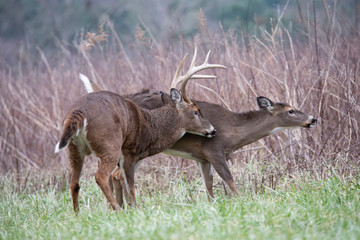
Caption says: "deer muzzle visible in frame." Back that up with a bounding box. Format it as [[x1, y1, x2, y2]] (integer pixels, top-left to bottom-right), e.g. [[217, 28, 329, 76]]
[[205, 127, 217, 138], [306, 117, 317, 128]]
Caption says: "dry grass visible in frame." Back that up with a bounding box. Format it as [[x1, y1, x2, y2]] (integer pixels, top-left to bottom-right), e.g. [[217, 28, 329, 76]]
[[0, 14, 359, 194]]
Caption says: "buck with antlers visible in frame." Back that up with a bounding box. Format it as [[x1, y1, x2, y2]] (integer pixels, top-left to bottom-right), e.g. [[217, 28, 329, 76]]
[[80, 49, 317, 203], [54, 49, 225, 212]]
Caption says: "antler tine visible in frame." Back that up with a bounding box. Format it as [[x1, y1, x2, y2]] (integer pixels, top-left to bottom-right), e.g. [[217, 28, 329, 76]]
[[202, 50, 228, 70], [204, 50, 211, 64], [189, 46, 198, 69], [191, 75, 217, 79], [180, 49, 227, 104], [180, 73, 218, 104], [171, 53, 188, 89], [171, 48, 227, 104]]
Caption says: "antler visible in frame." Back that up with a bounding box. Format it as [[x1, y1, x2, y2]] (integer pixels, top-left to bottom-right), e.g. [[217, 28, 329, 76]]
[[171, 47, 227, 104]]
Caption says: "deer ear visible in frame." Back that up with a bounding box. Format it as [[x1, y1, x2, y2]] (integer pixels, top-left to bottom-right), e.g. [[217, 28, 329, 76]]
[[160, 91, 172, 105], [257, 96, 274, 112], [170, 88, 183, 106]]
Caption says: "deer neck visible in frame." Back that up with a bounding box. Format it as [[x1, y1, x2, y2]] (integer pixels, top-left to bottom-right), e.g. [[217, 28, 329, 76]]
[[140, 106, 183, 155], [229, 110, 280, 150]]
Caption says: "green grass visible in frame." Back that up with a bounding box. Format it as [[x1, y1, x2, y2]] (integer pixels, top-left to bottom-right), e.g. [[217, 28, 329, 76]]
[[1, 176, 359, 240]]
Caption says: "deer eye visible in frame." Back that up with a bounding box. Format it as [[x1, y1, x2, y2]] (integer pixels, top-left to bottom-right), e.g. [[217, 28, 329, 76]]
[[288, 109, 295, 114], [194, 111, 199, 116]]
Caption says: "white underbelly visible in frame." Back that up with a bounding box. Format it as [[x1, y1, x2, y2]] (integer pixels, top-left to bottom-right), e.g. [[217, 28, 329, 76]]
[[162, 149, 203, 162]]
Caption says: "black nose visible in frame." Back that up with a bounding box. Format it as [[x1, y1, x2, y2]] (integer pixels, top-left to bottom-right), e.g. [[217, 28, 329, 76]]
[[211, 129, 216, 136], [205, 129, 216, 137], [312, 118, 317, 124]]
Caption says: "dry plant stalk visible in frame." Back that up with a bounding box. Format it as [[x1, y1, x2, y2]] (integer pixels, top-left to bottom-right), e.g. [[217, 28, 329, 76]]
[[79, 24, 108, 51]]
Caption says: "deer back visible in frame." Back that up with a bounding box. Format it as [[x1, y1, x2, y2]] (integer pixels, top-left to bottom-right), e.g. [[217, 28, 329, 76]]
[[57, 89, 215, 159], [125, 91, 317, 151]]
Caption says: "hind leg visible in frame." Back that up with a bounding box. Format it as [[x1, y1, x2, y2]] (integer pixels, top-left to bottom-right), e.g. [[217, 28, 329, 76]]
[[68, 142, 85, 213], [95, 152, 121, 211]]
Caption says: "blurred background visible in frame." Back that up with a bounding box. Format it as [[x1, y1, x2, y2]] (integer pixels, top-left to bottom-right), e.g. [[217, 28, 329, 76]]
[[0, 0, 359, 195], [1, 0, 359, 64]]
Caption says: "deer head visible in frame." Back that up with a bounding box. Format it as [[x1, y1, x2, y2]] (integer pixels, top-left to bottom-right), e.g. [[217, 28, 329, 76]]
[[256, 96, 317, 134]]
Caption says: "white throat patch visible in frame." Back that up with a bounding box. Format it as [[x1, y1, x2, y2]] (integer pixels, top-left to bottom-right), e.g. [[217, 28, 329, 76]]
[[269, 127, 287, 135]]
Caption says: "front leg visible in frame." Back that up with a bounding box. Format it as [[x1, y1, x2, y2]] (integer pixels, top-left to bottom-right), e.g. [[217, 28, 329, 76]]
[[197, 162, 214, 201], [206, 152, 238, 196], [112, 167, 124, 208], [119, 154, 137, 207]]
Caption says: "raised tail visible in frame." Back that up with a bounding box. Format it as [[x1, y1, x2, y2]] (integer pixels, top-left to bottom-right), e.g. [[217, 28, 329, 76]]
[[54, 111, 87, 153], [79, 73, 104, 93]]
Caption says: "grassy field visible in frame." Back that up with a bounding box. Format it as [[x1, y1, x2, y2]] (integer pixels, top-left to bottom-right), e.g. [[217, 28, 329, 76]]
[[1, 174, 359, 240]]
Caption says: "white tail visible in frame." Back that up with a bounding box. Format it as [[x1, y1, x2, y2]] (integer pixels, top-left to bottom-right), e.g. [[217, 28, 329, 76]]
[[54, 142, 61, 153], [79, 73, 94, 93]]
